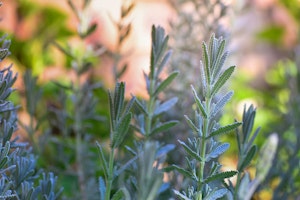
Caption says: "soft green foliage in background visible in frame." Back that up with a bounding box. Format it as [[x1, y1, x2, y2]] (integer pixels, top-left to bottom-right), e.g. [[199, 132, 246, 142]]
[[8, 0, 74, 75]]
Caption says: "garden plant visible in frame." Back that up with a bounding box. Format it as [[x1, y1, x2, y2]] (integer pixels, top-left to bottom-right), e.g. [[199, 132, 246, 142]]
[[0, 0, 300, 199]]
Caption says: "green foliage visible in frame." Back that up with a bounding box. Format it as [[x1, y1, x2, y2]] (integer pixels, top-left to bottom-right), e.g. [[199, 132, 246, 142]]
[[137, 141, 164, 200], [3, 0, 300, 199], [8, 0, 74, 74], [257, 25, 285, 45], [17, 1, 106, 199], [0, 35, 63, 199], [263, 61, 300, 199], [279, 0, 300, 26], [134, 25, 179, 141], [122, 25, 178, 200], [171, 34, 240, 200], [97, 81, 134, 200]]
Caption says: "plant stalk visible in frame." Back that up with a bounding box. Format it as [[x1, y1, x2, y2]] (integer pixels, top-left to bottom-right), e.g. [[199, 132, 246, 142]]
[[145, 78, 156, 139], [234, 170, 241, 200], [105, 147, 115, 200], [74, 74, 87, 200], [197, 98, 211, 200]]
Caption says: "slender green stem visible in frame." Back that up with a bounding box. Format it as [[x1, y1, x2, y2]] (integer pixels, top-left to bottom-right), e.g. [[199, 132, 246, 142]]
[[75, 123, 87, 200], [105, 147, 115, 200], [145, 78, 156, 139], [28, 114, 39, 154], [74, 72, 87, 200], [197, 98, 211, 200], [234, 171, 241, 200], [197, 134, 207, 200]]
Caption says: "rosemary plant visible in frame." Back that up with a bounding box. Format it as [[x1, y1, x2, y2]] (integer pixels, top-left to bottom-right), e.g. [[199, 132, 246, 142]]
[[40, 0, 103, 199], [134, 25, 179, 140], [169, 34, 241, 199], [0, 32, 63, 199], [132, 25, 179, 199], [163, 0, 234, 174], [3, 0, 297, 198], [97, 82, 135, 200], [19, 70, 43, 154], [233, 105, 260, 199], [230, 105, 277, 200]]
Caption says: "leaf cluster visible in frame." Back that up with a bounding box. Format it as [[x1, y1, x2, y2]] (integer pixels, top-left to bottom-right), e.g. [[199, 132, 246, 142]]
[[134, 25, 179, 139], [0, 36, 63, 199], [171, 34, 240, 199]]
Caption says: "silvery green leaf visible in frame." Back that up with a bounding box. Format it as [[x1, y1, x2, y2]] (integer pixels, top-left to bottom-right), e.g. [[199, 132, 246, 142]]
[[212, 91, 233, 117], [204, 188, 227, 200], [173, 190, 192, 200], [207, 143, 230, 161], [143, 71, 151, 94], [150, 25, 169, 79], [115, 82, 125, 120], [242, 105, 256, 143], [115, 155, 138, 177], [0, 48, 8, 60], [112, 112, 132, 148], [214, 39, 225, 65], [213, 50, 228, 79], [238, 145, 257, 171], [204, 171, 238, 184], [208, 34, 217, 65], [191, 85, 207, 118], [1, 141, 10, 158], [99, 177, 106, 200], [154, 97, 178, 116], [178, 140, 203, 162], [207, 161, 221, 177], [168, 165, 195, 181], [184, 115, 200, 136], [153, 71, 179, 96], [125, 145, 137, 156], [111, 189, 124, 200], [246, 127, 261, 152], [211, 38, 225, 77], [96, 142, 108, 177], [157, 50, 172, 77], [237, 172, 250, 200], [156, 144, 175, 158], [202, 42, 211, 85], [124, 96, 135, 116], [199, 61, 207, 94], [135, 114, 145, 135], [0, 80, 7, 96], [207, 122, 242, 139], [135, 98, 148, 116], [210, 66, 235, 97], [158, 183, 170, 194], [108, 91, 115, 129], [150, 120, 178, 136], [256, 134, 278, 182]]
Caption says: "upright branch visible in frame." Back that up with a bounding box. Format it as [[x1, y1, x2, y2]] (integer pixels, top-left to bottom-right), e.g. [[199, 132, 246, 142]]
[[97, 82, 134, 200], [134, 25, 179, 140], [171, 34, 241, 200], [132, 25, 179, 199]]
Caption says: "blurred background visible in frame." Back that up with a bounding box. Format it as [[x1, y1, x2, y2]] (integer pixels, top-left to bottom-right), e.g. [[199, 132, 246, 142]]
[[1, 0, 298, 95], [0, 0, 300, 199]]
